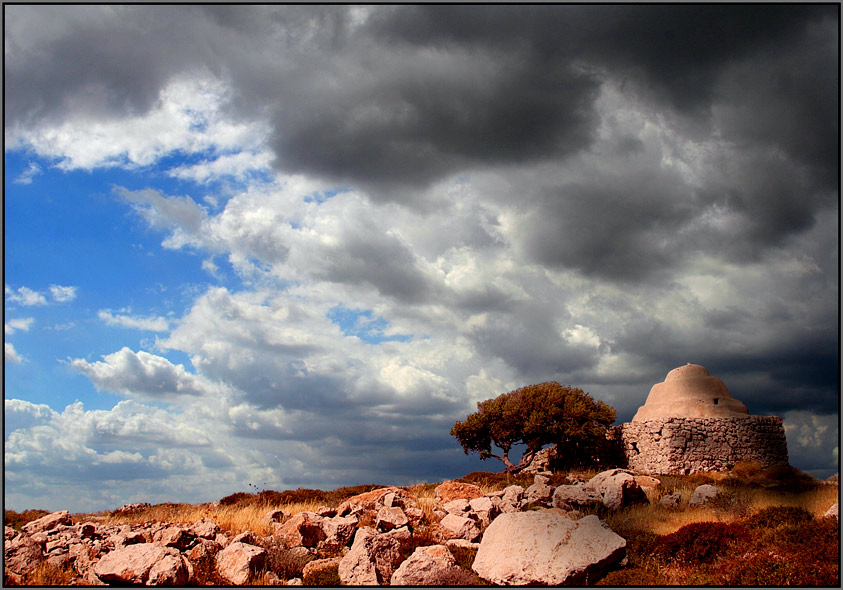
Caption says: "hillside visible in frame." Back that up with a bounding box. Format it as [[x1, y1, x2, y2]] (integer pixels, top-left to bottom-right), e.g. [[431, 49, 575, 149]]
[[4, 464, 839, 586]]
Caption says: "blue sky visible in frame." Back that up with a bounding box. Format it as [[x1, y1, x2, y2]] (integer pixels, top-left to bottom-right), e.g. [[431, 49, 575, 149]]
[[5, 5, 839, 512]]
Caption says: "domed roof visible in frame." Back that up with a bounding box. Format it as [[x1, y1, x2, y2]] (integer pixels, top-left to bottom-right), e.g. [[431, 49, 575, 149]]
[[632, 363, 749, 421]]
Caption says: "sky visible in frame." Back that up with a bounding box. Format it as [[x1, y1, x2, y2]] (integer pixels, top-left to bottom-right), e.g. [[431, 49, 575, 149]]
[[4, 5, 839, 512]]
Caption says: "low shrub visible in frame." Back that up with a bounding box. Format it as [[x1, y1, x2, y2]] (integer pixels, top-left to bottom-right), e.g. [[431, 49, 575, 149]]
[[448, 545, 478, 571], [654, 521, 751, 564], [218, 492, 254, 506], [755, 465, 820, 491], [302, 562, 341, 586], [744, 506, 813, 530]]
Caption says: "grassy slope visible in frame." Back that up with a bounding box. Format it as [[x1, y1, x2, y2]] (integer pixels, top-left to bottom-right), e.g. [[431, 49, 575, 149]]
[[5, 465, 840, 586]]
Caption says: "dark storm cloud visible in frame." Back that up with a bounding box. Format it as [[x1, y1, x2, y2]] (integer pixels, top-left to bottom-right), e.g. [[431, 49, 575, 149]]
[[6, 5, 835, 200]]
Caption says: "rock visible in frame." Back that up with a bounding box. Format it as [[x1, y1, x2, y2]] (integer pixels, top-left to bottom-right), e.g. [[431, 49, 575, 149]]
[[262, 509, 289, 527], [522, 482, 555, 508], [534, 473, 551, 486], [192, 518, 220, 540], [634, 475, 661, 489], [5, 526, 19, 541], [187, 539, 223, 562], [442, 498, 471, 515], [689, 484, 720, 508], [319, 515, 358, 550], [434, 481, 484, 503], [94, 543, 190, 586], [215, 542, 267, 585], [315, 506, 337, 518], [5, 533, 44, 574], [158, 526, 196, 550], [586, 469, 649, 510], [286, 577, 302, 585], [500, 485, 525, 512], [337, 487, 424, 528], [231, 530, 261, 545], [273, 512, 326, 548], [438, 514, 481, 542], [338, 527, 403, 585], [659, 491, 682, 509], [391, 544, 462, 585], [552, 484, 602, 511], [473, 511, 626, 585], [823, 503, 838, 519], [22, 510, 72, 535], [376, 506, 409, 532], [468, 496, 494, 513]]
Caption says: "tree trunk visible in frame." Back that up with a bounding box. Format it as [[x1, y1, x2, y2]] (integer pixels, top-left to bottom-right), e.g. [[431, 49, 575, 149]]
[[502, 449, 536, 474]]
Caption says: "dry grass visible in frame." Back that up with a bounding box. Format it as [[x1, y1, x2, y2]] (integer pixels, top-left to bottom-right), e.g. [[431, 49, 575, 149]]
[[91, 498, 327, 537]]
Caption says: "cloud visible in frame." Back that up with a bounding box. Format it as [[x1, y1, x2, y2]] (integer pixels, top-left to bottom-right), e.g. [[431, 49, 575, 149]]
[[5, 284, 78, 306], [5, 285, 48, 306], [98, 309, 169, 332], [14, 161, 41, 184], [3, 6, 838, 508], [70, 347, 226, 401], [5, 318, 34, 335], [5, 343, 24, 363], [49, 285, 77, 302]]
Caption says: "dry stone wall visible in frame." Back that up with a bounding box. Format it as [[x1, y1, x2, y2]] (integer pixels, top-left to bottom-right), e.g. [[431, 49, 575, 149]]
[[617, 416, 788, 475]]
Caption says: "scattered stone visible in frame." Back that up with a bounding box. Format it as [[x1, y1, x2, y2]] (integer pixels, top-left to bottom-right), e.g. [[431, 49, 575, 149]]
[[187, 539, 222, 562], [823, 503, 838, 519], [262, 509, 289, 527], [472, 511, 626, 585], [442, 498, 471, 515], [215, 542, 267, 585], [391, 544, 462, 585], [501, 485, 525, 512], [315, 506, 337, 518], [522, 482, 555, 508], [689, 484, 720, 508], [552, 484, 601, 511], [659, 491, 682, 509], [438, 513, 481, 542], [375, 506, 409, 532], [338, 527, 403, 585], [22, 510, 72, 535], [5, 533, 44, 575], [158, 526, 196, 550], [434, 481, 484, 503], [319, 515, 358, 551], [94, 543, 189, 586], [273, 512, 326, 548], [231, 530, 261, 545], [337, 487, 424, 528], [286, 577, 303, 585], [585, 469, 649, 510]]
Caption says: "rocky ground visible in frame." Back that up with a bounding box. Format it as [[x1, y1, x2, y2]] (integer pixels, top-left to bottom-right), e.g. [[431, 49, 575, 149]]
[[4, 468, 840, 586]]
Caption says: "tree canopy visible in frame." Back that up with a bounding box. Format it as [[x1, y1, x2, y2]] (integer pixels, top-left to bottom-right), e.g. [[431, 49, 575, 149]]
[[450, 382, 617, 473]]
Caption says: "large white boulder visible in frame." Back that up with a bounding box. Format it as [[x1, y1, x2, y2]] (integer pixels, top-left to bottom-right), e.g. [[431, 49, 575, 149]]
[[472, 511, 626, 585]]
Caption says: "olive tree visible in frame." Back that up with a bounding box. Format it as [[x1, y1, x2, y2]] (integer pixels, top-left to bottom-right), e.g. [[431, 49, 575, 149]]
[[450, 382, 617, 473]]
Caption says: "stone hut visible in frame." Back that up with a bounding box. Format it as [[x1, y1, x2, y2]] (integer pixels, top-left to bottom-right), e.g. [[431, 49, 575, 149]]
[[617, 364, 789, 474]]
